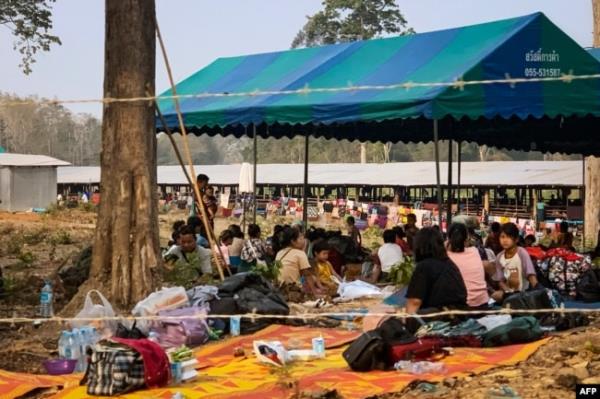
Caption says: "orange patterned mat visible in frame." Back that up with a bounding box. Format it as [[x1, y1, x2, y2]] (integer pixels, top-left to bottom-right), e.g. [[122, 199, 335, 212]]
[[0, 325, 549, 399]]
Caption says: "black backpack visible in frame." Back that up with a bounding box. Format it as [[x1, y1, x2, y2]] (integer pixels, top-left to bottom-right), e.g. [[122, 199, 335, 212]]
[[576, 269, 600, 303], [342, 331, 387, 372], [343, 318, 416, 371]]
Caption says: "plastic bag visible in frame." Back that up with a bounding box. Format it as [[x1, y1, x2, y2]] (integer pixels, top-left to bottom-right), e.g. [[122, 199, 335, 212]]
[[71, 290, 117, 337], [132, 286, 189, 333], [334, 277, 383, 300]]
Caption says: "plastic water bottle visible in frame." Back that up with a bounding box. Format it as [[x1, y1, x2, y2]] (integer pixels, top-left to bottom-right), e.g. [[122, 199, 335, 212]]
[[58, 331, 71, 359], [40, 281, 53, 318], [74, 328, 88, 372], [59, 331, 81, 368], [312, 335, 325, 358]]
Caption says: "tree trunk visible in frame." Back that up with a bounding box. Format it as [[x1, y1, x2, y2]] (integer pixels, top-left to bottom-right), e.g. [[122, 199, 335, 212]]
[[90, 0, 159, 307], [586, 0, 600, 249]]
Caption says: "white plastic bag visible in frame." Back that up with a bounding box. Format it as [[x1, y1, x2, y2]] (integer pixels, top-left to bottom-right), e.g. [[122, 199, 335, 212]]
[[132, 286, 189, 333], [71, 290, 117, 337], [334, 277, 383, 300]]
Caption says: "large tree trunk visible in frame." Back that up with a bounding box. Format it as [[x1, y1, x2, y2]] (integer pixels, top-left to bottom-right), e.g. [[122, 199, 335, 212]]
[[90, 0, 159, 307], [586, 0, 600, 249]]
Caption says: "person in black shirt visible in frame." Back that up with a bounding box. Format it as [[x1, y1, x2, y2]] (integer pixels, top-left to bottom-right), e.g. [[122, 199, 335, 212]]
[[405, 227, 467, 314]]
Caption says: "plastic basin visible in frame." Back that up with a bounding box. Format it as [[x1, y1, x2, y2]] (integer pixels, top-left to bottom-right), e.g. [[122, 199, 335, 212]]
[[43, 359, 77, 375]]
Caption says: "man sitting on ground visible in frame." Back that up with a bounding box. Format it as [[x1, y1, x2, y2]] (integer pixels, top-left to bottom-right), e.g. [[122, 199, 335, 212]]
[[164, 225, 212, 276]]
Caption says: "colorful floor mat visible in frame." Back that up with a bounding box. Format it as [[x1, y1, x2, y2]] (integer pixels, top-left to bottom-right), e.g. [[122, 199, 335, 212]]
[[0, 325, 550, 399]]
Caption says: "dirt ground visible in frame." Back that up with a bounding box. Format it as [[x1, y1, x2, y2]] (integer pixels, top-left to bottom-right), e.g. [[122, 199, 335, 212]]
[[0, 208, 599, 399]]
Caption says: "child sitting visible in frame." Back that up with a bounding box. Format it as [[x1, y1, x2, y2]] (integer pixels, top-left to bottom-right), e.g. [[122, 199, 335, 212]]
[[312, 240, 342, 294], [168, 220, 186, 247], [493, 223, 539, 301]]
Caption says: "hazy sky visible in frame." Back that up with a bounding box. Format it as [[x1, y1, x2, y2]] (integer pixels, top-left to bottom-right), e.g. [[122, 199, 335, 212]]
[[0, 0, 594, 116]]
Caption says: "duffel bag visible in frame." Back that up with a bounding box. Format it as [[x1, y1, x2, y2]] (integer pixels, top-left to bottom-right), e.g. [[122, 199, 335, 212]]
[[154, 306, 209, 349], [83, 340, 145, 396], [483, 316, 543, 347], [342, 331, 387, 372], [389, 337, 447, 363]]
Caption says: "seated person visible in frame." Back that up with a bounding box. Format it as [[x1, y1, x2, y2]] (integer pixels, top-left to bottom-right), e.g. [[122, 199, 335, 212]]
[[346, 216, 362, 248], [276, 226, 324, 295], [524, 234, 537, 247], [377, 229, 404, 281], [240, 224, 269, 272], [168, 220, 186, 247], [493, 223, 539, 301], [405, 227, 467, 314], [163, 226, 212, 276], [446, 223, 490, 309], [187, 216, 209, 248], [392, 226, 412, 255], [312, 239, 342, 293], [228, 224, 244, 269], [217, 229, 234, 273]]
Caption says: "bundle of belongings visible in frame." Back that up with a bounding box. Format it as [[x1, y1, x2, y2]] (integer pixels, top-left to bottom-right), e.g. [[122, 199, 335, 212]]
[[80, 330, 170, 396], [344, 288, 589, 372], [208, 272, 289, 334], [529, 248, 594, 299]]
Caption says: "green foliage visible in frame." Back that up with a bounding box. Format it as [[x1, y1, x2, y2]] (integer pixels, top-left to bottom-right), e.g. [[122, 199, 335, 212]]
[[362, 226, 383, 252], [78, 202, 95, 213], [48, 229, 73, 245], [291, 0, 413, 48], [163, 252, 210, 289], [16, 250, 37, 268], [388, 256, 414, 286], [251, 260, 281, 282], [1, 275, 25, 297], [0, 0, 61, 74], [22, 227, 48, 245]]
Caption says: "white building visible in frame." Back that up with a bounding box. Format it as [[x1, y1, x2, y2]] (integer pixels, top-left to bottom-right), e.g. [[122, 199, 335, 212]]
[[0, 153, 70, 211]]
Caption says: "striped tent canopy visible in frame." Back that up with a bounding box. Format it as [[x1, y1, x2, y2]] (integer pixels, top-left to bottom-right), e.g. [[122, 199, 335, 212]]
[[158, 12, 600, 155], [589, 48, 600, 61]]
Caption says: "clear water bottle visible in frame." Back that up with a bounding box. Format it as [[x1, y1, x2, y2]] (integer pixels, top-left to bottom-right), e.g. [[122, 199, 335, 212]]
[[40, 281, 53, 318], [58, 331, 71, 359], [72, 328, 85, 372], [65, 332, 81, 366]]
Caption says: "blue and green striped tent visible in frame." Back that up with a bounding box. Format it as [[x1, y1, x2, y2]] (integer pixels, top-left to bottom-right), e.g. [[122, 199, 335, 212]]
[[589, 48, 600, 61], [158, 12, 600, 155]]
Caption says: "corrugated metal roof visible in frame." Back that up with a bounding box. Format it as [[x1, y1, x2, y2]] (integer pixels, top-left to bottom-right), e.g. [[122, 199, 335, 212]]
[[0, 153, 71, 167], [57, 161, 583, 187]]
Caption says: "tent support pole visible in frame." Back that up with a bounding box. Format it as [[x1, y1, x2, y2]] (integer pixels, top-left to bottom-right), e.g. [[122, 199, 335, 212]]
[[582, 154, 585, 246], [433, 120, 442, 226], [303, 134, 310, 228], [447, 139, 453, 227], [253, 124, 258, 224], [457, 140, 462, 215]]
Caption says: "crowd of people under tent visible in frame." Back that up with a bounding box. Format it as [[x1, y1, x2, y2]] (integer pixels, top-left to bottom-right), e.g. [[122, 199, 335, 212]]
[[161, 173, 600, 316]]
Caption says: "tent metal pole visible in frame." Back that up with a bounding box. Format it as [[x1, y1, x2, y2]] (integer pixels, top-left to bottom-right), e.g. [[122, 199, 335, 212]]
[[253, 124, 258, 224], [433, 120, 442, 226], [447, 139, 453, 227], [457, 140, 462, 214], [303, 134, 310, 228], [582, 154, 586, 246]]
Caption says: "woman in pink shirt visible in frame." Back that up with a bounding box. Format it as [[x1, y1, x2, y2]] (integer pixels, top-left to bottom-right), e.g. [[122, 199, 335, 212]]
[[446, 223, 490, 309]]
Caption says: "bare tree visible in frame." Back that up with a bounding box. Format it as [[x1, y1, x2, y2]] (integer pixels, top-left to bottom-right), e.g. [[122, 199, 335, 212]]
[[89, 0, 159, 306], [585, 0, 600, 248]]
